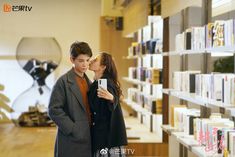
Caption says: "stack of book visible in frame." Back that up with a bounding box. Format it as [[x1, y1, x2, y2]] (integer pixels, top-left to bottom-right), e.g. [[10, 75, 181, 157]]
[[142, 84, 163, 99], [137, 54, 162, 69], [170, 104, 235, 155], [175, 27, 205, 51], [173, 71, 201, 93], [128, 87, 162, 114], [128, 40, 163, 57], [195, 73, 235, 105], [128, 42, 139, 57], [175, 19, 235, 51], [194, 114, 234, 155], [128, 17, 163, 57], [212, 20, 234, 48], [173, 72, 235, 105], [128, 67, 137, 79], [170, 105, 200, 134], [128, 67, 162, 84]]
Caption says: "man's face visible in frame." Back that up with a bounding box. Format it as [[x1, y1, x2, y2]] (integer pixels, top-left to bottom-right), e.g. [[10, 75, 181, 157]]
[[71, 54, 91, 73]]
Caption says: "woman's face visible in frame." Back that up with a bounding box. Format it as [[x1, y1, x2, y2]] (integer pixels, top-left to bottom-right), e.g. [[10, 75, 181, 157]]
[[89, 54, 105, 72]]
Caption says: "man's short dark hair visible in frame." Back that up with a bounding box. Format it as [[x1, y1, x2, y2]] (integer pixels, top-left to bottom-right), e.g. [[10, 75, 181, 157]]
[[70, 41, 92, 59]]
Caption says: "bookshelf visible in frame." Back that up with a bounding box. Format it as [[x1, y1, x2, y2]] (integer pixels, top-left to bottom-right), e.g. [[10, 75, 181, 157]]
[[162, 52, 235, 153], [161, 0, 235, 157], [122, 15, 164, 139], [162, 125, 223, 157], [161, 3, 235, 157]]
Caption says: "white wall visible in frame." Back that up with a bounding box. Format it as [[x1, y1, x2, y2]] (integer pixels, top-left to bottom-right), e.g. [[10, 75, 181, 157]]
[[212, 0, 235, 17], [161, 0, 202, 18], [0, 0, 101, 116], [101, 0, 122, 16]]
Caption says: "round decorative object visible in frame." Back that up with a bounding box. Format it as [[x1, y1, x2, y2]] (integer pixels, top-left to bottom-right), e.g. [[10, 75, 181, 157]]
[[11, 37, 62, 126]]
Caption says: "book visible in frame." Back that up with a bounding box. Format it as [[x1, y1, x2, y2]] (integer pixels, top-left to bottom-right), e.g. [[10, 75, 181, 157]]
[[152, 18, 163, 40], [183, 109, 200, 135], [170, 105, 187, 127], [213, 20, 225, 47], [151, 84, 163, 99], [224, 19, 234, 47], [151, 54, 162, 69], [211, 74, 223, 101], [205, 23, 214, 49], [173, 71, 201, 93], [222, 74, 235, 105], [175, 33, 185, 51], [228, 132, 235, 156], [173, 72, 182, 91], [185, 28, 192, 50], [191, 27, 205, 50], [143, 25, 151, 43], [146, 69, 160, 84]]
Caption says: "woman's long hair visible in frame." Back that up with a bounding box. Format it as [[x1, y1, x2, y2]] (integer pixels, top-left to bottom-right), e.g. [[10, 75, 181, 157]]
[[100, 52, 122, 98]]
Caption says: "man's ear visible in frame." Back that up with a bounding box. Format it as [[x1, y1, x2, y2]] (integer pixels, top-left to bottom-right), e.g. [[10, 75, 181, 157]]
[[70, 57, 74, 63], [70, 57, 75, 67]]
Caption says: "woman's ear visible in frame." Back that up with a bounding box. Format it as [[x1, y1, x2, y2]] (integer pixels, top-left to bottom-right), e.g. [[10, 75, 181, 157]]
[[101, 65, 106, 71]]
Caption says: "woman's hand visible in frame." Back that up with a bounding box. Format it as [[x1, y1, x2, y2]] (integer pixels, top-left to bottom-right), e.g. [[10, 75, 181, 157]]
[[97, 87, 114, 102]]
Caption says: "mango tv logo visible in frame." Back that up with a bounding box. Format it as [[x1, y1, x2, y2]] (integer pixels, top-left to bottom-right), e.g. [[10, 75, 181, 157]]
[[3, 3, 32, 12]]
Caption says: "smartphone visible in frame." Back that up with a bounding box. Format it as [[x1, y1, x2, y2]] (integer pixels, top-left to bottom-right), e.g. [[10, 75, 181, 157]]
[[98, 79, 107, 90]]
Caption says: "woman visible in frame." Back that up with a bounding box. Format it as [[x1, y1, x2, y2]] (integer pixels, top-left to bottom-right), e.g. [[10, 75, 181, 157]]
[[88, 52, 127, 157]]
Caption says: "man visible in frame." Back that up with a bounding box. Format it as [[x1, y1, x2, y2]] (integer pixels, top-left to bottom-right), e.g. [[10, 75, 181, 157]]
[[49, 41, 92, 157]]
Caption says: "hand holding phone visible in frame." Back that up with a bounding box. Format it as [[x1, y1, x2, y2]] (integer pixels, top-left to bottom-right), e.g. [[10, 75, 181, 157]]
[[98, 79, 107, 90], [97, 79, 114, 101]]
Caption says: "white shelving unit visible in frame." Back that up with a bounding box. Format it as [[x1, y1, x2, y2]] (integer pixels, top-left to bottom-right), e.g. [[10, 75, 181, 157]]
[[122, 16, 164, 139], [123, 53, 163, 59], [191, 146, 224, 157], [162, 30, 235, 157], [123, 98, 163, 137], [161, 124, 180, 135], [123, 99, 154, 115], [162, 48, 235, 156], [162, 46, 235, 56], [162, 88, 235, 116], [162, 125, 224, 157], [122, 77, 160, 86]]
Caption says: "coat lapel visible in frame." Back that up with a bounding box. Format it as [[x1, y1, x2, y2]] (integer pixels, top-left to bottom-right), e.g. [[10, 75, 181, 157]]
[[67, 68, 89, 112], [84, 74, 92, 87]]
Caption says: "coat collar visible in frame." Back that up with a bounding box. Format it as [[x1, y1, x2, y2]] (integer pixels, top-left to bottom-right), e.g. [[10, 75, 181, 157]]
[[67, 68, 91, 112], [67, 68, 91, 85]]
